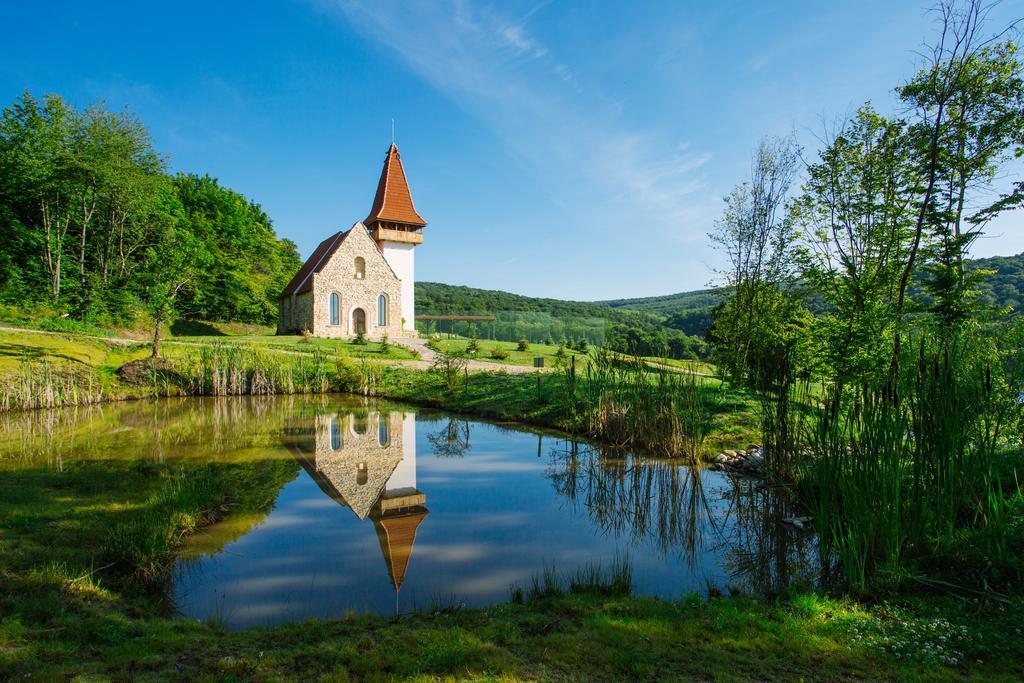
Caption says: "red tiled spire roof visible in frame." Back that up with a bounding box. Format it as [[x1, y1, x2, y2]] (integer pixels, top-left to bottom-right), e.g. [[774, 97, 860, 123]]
[[364, 144, 427, 228]]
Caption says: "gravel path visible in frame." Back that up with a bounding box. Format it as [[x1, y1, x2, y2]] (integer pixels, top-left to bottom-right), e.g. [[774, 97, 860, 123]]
[[391, 337, 542, 374]]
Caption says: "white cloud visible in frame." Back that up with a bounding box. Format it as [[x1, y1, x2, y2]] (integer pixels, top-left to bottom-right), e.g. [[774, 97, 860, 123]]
[[327, 0, 713, 244]]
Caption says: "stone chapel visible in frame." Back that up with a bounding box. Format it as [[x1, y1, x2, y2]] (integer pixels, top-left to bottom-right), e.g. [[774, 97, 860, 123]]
[[278, 144, 426, 338]]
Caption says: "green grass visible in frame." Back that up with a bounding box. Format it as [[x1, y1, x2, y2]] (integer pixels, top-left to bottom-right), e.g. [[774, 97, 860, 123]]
[[167, 332, 419, 361], [432, 337, 589, 367]]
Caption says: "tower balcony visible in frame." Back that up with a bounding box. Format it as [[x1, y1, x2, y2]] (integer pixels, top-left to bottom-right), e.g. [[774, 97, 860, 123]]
[[372, 226, 423, 245]]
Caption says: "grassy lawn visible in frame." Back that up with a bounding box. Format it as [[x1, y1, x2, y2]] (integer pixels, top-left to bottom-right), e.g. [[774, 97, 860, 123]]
[[166, 332, 419, 361], [2, 438, 1021, 680], [432, 337, 590, 367]]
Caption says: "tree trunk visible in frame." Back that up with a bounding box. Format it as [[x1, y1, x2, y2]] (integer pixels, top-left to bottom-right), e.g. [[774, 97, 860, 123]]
[[151, 316, 162, 358]]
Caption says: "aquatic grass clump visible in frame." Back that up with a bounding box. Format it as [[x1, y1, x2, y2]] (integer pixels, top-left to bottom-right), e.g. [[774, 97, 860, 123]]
[[0, 363, 107, 412], [102, 466, 226, 584], [182, 343, 331, 396], [511, 554, 633, 603], [800, 339, 1022, 592], [567, 349, 717, 462]]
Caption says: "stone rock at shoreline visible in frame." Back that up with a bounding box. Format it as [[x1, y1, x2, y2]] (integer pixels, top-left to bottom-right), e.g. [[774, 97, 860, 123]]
[[781, 516, 812, 531], [713, 454, 728, 464]]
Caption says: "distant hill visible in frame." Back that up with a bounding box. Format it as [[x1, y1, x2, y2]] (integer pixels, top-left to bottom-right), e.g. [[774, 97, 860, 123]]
[[414, 282, 707, 359], [417, 252, 1024, 349]]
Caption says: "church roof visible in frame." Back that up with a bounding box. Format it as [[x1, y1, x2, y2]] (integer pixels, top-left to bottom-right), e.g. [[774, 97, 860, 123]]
[[364, 144, 427, 228], [280, 229, 349, 298]]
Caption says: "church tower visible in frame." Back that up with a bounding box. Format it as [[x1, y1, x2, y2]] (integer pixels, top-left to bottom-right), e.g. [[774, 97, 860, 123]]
[[364, 144, 426, 335]]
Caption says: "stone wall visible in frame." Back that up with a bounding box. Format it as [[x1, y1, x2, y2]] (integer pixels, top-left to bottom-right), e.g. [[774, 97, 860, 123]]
[[311, 224, 404, 339], [278, 291, 313, 334]]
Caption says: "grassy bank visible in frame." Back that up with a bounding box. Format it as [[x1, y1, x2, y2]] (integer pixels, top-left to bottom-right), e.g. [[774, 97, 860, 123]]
[[0, 326, 761, 453]]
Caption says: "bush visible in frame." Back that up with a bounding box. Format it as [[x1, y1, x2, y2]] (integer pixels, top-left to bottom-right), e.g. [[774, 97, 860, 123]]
[[545, 336, 555, 346], [491, 346, 510, 360], [354, 330, 367, 345], [517, 339, 530, 352], [466, 338, 480, 354], [379, 333, 390, 353]]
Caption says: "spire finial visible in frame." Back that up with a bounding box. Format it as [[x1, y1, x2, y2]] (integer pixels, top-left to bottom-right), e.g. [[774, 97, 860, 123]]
[[391, 118, 395, 146]]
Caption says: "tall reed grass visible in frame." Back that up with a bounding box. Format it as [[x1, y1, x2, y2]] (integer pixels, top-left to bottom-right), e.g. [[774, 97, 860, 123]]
[[800, 340, 1020, 592], [0, 363, 107, 411], [566, 349, 717, 462], [181, 344, 331, 396]]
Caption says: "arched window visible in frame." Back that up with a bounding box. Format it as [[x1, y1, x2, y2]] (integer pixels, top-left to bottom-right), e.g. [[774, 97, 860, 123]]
[[378, 419, 390, 447], [330, 417, 342, 450], [354, 257, 365, 279], [377, 294, 388, 326], [329, 292, 340, 326]]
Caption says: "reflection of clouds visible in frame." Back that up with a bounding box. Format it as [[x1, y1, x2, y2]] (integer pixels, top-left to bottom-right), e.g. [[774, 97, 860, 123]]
[[232, 573, 353, 594], [465, 512, 533, 527], [290, 498, 343, 510], [257, 513, 320, 530], [419, 454, 540, 474], [450, 568, 535, 596], [412, 543, 489, 562]]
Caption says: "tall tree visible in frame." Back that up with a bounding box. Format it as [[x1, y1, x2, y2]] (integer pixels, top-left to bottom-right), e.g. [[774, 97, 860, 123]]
[[708, 134, 803, 385]]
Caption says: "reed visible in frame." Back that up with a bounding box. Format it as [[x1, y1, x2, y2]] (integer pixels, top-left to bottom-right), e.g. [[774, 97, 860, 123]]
[[181, 343, 331, 396], [567, 349, 717, 462], [0, 363, 107, 412], [511, 554, 633, 603], [800, 339, 1020, 592]]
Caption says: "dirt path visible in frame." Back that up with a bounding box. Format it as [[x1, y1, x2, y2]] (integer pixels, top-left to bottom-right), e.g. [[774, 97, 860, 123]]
[[391, 337, 541, 375]]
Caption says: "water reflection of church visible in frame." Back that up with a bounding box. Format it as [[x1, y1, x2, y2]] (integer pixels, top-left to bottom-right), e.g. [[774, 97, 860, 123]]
[[290, 410, 426, 592]]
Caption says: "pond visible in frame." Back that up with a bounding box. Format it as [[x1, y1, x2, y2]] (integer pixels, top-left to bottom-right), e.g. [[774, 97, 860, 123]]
[[1, 396, 820, 629]]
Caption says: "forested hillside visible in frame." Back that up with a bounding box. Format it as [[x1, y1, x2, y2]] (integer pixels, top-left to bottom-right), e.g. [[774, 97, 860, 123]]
[[420, 252, 1024, 345], [0, 92, 300, 328], [415, 282, 707, 359]]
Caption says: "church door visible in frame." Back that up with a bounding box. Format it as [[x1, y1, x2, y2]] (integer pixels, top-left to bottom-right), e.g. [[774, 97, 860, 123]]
[[353, 308, 366, 335]]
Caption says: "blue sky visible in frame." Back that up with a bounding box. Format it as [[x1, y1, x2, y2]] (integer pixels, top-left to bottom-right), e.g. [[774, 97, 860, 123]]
[[2, 1, 1022, 299]]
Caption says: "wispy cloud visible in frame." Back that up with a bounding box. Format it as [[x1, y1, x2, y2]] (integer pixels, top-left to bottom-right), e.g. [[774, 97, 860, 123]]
[[323, 0, 714, 241]]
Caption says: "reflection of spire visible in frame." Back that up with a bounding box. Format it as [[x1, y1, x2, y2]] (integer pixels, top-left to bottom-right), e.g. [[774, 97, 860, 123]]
[[371, 503, 428, 591], [290, 409, 429, 593]]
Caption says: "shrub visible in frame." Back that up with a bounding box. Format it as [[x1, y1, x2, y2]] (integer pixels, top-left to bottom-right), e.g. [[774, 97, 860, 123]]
[[545, 336, 555, 346], [379, 333, 390, 353], [431, 349, 469, 391], [354, 330, 367, 345], [517, 339, 530, 352], [491, 346, 510, 360], [466, 338, 480, 354]]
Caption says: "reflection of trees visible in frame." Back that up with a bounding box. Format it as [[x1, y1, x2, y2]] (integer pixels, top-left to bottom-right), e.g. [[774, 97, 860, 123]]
[[714, 479, 824, 596], [547, 440, 826, 595], [546, 441, 715, 564], [426, 418, 471, 458]]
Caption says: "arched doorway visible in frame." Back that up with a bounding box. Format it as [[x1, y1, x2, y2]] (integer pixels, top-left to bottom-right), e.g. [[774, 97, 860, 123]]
[[352, 308, 366, 335]]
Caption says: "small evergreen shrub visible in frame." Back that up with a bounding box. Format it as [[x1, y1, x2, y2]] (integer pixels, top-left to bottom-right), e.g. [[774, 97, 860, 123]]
[[517, 339, 530, 352], [466, 338, 480, 354], [491, 346, 510, 360]]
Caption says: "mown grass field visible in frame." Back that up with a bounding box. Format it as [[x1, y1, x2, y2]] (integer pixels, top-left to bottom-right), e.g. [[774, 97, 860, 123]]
[[431, 337, 589, 367]]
